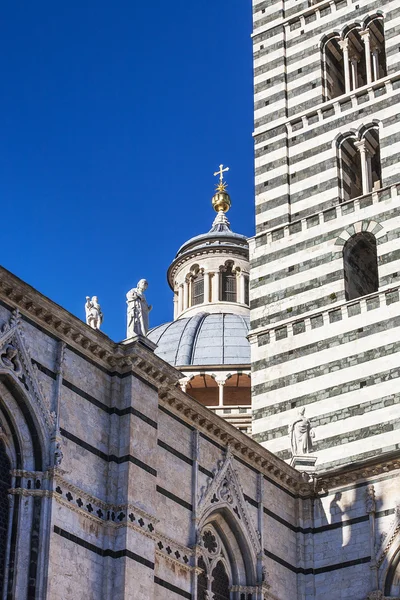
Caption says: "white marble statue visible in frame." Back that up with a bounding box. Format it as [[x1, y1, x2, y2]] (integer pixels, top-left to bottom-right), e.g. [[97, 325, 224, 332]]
[[289, 407, 315, 456], [85, 296, 103, 330], [126, 279, 152, 337]]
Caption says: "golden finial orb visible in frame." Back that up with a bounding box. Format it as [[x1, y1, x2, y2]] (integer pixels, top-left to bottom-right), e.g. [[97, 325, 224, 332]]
[[212, 164, 231, 213]]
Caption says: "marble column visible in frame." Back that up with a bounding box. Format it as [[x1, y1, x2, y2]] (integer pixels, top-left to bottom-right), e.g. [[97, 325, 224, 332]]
[[350, 56, 358, 90], [372, 48, 379, 81], [212, 272, 220, 302], [239, 273, 246, 304], [355, 139, 369, 195], [361, 30, 372, 84], [339, 38, 351, 93], [204, 272, 210, 304], [215, 377, 226, 407], [178, 285, 184, 314], [183, 280, 189, 310]]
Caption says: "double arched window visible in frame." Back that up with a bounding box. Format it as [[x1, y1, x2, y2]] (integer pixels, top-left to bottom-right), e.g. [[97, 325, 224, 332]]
[[337, 124, 382, 202], [322, 16, 386, 101]]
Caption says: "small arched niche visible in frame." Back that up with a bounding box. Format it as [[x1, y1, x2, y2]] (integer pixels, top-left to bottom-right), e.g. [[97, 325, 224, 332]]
[[343, 232, 379, 300]]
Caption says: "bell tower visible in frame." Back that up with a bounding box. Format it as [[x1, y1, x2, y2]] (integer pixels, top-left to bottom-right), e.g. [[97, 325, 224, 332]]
[[250, 0, 400, 469]]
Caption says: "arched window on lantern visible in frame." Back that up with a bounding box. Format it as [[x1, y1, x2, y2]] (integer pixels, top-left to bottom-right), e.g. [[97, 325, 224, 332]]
[[221, 263, 237, 303], [343, 232, 379, 300], [191, 273, 204, 306]]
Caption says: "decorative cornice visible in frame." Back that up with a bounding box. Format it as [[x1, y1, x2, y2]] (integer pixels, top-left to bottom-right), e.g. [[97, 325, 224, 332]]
[[167, 245, 249, 289], [158, 384, 308, 496], [0, 267, 181, 390], [315, 452, 400, 493]]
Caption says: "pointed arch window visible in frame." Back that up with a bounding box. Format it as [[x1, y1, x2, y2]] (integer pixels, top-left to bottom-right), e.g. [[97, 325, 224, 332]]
[[211, 561, 230, 600], [0, 440, 11, 596], [197, 556, 208, 600]]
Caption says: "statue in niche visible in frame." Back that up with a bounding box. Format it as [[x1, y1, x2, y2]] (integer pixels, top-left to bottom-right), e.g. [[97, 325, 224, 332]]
[[85, 296, 103, 330], [126, 279, 152, 337], [0, 344, 22, 375], [289, 407, 315, 456], [54, 441, 63, 466]]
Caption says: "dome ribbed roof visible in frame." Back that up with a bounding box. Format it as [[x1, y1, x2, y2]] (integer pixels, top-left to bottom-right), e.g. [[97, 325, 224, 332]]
[[148, 312, 250, 367]]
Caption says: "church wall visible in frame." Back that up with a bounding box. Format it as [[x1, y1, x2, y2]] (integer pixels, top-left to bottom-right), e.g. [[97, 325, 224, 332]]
[[303, 468, 400, 600], [0, 270, 399, 600]]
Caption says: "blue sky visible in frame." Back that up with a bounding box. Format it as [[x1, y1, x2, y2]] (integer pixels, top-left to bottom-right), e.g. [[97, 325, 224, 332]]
[[0, 1, 254, 340]]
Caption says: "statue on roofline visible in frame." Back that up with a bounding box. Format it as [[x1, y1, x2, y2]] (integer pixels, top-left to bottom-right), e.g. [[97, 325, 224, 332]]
[[85, 296, 103, 330], [126, 279, 152, 338]]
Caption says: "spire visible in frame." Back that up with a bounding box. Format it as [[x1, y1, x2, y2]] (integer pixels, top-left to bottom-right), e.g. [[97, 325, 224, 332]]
[[212, 164, 231, 214]]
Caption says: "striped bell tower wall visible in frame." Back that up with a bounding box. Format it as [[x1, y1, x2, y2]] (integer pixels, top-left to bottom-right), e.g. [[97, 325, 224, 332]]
[[250, 0, 400, 469]]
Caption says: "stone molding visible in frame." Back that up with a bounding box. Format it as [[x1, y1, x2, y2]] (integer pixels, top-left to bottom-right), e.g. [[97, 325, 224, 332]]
[[315, 452, 400, 493], [167, 245, 249, 287], [0, 267, 180, 390], [158, 384, 309, 496], [13, 478, 197, 572]]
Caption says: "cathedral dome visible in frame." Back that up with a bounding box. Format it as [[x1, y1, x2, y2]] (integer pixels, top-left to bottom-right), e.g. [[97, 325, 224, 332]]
[[148, 312, 250, 367]]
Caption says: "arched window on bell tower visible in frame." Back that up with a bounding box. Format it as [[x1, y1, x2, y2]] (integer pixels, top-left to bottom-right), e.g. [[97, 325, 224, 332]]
[[337, 124, 382, 202], [343, 232, 379, 300]]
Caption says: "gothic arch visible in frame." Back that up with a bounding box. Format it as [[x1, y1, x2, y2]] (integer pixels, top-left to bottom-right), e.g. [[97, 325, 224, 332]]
[[196, 448, 261, 597], [0, 311, 55, 598], [375, 507, 400, 596]]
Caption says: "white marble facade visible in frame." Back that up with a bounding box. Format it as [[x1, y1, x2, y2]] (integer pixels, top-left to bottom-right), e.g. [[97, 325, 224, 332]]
[[0, 266, 398, 600]]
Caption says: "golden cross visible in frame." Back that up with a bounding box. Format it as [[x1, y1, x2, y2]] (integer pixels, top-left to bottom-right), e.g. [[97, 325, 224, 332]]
[[214, 164, 229, 185]]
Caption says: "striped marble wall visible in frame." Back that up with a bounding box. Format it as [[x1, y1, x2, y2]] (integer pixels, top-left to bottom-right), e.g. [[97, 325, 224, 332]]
[[250, 0, 400, 469]]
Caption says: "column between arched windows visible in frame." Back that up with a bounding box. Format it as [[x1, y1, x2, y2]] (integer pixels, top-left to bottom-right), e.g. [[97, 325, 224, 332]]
[[354, 139, 372, 195], [339, 38, 351, 93], [360, 29, 372, 84]]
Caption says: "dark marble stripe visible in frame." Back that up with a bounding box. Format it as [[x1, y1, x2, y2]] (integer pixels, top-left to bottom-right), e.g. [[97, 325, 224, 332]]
[[154, 577, 191, 599], [156, 486, 192, 511], [60, 428, 157, 476], [54, 526, 155, 568], [264, 547, 370, 574]]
